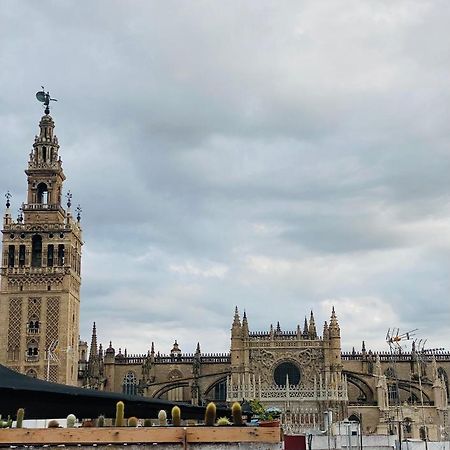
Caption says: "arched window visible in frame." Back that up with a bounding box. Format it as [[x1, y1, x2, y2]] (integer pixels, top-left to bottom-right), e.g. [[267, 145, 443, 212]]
[[274, 362, 301, 386], [27, 340, 39, 360], [47, 244, 54, 267], [28, 316, 40, 334], [388, 383, 399, 403], [57, 244, 65, 266], [31, 235, 42, 267], [211, 379, 227, 402], [384, 368, 396, 379], [8, 245, 15, 268], [167, 385, 184, 401], [26, 369, 38, 378], [19, 245, 25, 267], [167, 370, 183, 401], [122, 371, 137, 395], [37, 183, 49, 204]]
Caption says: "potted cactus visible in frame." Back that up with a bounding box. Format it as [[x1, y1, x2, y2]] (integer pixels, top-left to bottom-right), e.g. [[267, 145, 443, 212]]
[[204, 402, 216, 426], [250, 400, 281, 427]]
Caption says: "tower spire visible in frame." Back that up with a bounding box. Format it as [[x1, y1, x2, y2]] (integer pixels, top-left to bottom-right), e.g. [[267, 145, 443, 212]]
[[303, 316, 308, 337], [89, 322, 98, 359], [309, 310, 317, 338], [233, 306, 241, 327]]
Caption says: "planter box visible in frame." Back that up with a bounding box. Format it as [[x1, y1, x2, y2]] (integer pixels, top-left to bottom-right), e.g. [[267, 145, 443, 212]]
[[0, 426, 280, 446]]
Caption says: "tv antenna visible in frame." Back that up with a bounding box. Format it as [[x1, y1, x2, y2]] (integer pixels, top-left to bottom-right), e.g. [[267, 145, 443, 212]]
[[386, 327, 417, 350], [36, 86, 58, 114]]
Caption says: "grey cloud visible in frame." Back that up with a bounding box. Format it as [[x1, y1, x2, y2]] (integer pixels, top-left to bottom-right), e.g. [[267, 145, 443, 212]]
[[1, 1, 449, 352]]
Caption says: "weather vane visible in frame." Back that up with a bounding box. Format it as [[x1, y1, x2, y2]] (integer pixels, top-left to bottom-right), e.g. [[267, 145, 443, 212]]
[[36, 86, 58, 114]]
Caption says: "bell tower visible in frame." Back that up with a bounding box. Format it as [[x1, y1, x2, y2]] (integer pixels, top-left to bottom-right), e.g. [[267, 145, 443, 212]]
[[0, 97, 82, 385]]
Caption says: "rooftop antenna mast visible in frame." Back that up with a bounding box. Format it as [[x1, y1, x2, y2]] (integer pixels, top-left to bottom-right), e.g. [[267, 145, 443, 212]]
[[385, 328, 417, 450], [46, 339, 59, 382], [386, 328, 418, 350], [36, 86, 58, 114]]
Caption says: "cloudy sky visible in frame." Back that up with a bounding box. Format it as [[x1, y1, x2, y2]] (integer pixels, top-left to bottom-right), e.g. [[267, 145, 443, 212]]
[[1, 1, 449, 355]]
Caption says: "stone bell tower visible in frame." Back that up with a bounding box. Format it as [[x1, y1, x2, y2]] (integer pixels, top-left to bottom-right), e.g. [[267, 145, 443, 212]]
[[0, 102, 82, 385]]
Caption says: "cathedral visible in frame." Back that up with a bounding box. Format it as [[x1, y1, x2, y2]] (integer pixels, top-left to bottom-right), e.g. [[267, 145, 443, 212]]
[[1, 106, 449, 439]]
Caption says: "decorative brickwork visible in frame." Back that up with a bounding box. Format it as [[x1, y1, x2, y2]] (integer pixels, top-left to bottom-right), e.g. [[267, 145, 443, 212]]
[[27, 297, 41, 321], [7, 298, 22, 361], [45, 297, 60, 348], [48, 364, 58, 383]]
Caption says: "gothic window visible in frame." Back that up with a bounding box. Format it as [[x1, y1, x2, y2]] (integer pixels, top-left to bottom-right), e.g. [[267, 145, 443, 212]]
[[212, 380, 227, 401], [8, 245, 15, 267], [384, 368, 396, 379], [388, 383, 399, 403], [37, 183, 49, 204], [42, 147, 47, 162], [57, 244, 65, 266], [274, 361, 301, 386], [28, 316, 40, 334], [19, 245, 25, 267], [31, 235, 42, 267], [27, 340, 39, 360], [122, 371, 137, 395], [167, 386, 184, 401], [47, 244, 54, 267]]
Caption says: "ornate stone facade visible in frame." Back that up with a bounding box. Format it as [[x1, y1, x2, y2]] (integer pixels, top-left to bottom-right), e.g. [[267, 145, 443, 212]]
[[0, 112, 82, 385], [78, 308, 450, 437]]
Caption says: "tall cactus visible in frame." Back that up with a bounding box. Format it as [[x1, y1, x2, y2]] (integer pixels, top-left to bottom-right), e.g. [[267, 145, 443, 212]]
[[158, 410, 167, 426], [16, 408, 25, 428], [232, 402, 243, 425], [115, 401, 125, 427], [66, 414, 76, 428], [204, 402, 216, 426], [171, 406, 181, 427]]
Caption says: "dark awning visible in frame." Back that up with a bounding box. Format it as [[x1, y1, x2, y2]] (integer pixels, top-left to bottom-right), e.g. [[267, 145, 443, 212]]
[[0, 364, 228, 420]]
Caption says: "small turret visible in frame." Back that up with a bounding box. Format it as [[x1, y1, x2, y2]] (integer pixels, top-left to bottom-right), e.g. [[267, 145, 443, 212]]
[[329, 306, 340, 337], [89, 322, 98, 359], [242, 310, 249, 337], [303, 317, 308, 338], [323, 321, 329, 339], [170, 340, 182, 359], [276, 321, 281, 334], [328, 307, 342, 372], [308, 311, 317, 338]]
